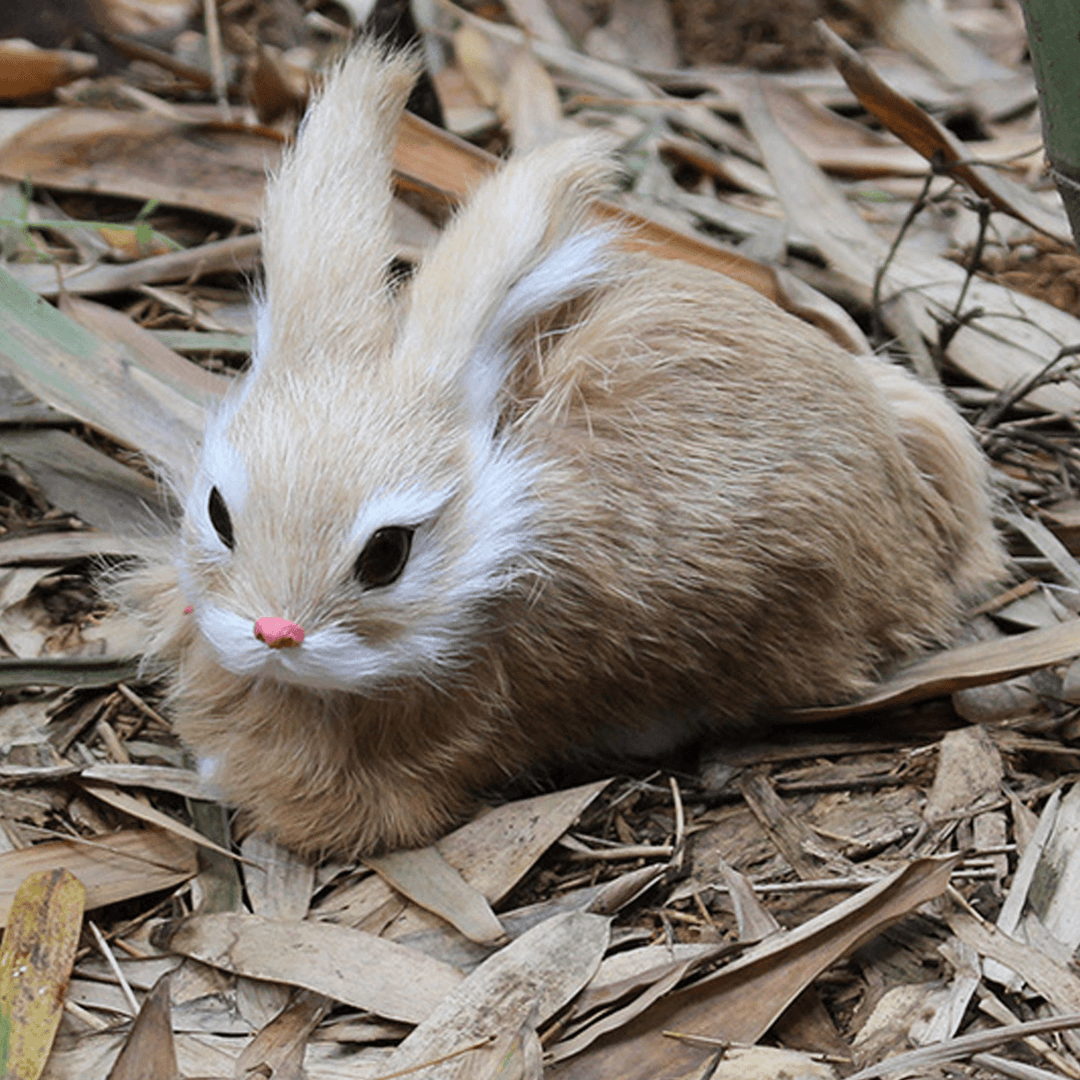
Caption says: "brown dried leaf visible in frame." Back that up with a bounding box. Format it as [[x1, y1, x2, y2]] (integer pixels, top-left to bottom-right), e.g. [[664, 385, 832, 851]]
[[156, 911, 464, 1024], [0, 829, 195, 928], [233, 988, 327, 1080], [817, 22, 1070, 245], [240, 833, 314, 923], [59, 296, 229, 409], [79, 781, 241, 865], [736, 80, 1080, 416], [393, 112, 787, 307], [793, 620, 1080, 721], [0, 110, 277, 226], [382, 911, 609, 1079], [0, 869, 85, 1080], [0, 42, 97, 102], [6, 234, 262, 300], [105, 973, 177, 1080], [924, 726, 1004, 823], [365, 846, 506, 946], [549, 855, 960, 1079], [0, 267, 205, 477]]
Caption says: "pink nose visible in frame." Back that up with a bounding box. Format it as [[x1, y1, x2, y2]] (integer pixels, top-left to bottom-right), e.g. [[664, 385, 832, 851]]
[[254, 617, 305, 649]]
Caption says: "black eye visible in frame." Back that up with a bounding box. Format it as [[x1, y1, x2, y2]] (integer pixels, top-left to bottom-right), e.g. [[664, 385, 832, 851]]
[[208, 486, 235, 550], [354, 527, 413, 588]]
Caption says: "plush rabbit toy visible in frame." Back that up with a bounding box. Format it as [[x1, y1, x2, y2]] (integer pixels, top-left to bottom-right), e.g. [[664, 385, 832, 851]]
[[111, 43, 1004, 857]]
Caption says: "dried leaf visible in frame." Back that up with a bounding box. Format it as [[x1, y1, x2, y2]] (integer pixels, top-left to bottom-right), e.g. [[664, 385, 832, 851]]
[[241, 833, 314, 922], [0, 109, 277, 225], [80, 781, 241, 865], [0, 429, 168, 533], [80, 764, 216, 801], [383, 911, 610, 1079], [550, 855, 959, 1079], [818, 22, 1070, 244], [0, 869, 85, 1080], [0, 266, 204, 476], [7, 234, 262, 299], [233, 988, 327, 1080], [0, 829, 195, 928], [59, 296, 229, 408], [105, 974, 177, 1080], [792, 620, 1080, 720], [393, 112, 786, 307], [0, 42, 97, 101], [156, 911, 464, 1023], [735, 79, 1080, 418], [366, 846, 506, 945]]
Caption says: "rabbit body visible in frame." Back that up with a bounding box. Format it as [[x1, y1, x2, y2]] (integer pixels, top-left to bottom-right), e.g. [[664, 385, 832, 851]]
[[113, 45, 1004, 857]]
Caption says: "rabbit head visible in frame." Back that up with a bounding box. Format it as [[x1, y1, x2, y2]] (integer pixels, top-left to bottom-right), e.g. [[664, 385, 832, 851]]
[[179, 44, 619, 694]]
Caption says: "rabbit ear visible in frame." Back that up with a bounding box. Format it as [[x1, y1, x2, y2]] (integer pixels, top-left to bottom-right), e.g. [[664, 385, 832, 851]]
[[395, 136, 619, 424], [259, 43, 420, 362]]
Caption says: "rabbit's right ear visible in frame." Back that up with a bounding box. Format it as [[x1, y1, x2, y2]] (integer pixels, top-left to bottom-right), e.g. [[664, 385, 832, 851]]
[[394, 136, 619, 426], [260, 43, 420, 364]]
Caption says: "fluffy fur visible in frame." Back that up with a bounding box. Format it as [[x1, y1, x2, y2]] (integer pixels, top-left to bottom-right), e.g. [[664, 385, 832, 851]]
[[107, 43, 1006, 858]]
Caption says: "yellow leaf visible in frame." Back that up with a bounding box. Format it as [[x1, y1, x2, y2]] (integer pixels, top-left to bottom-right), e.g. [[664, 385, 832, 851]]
[[0, 869, 86, 1080]]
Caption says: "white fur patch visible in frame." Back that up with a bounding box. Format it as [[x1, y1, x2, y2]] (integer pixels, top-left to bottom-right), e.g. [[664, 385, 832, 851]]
[[347, 485, 455, 547], [188, 392, 251, 558], [468, 229, 615, 422], [249, 295, 272, 372], [196, 602, 462, 690]]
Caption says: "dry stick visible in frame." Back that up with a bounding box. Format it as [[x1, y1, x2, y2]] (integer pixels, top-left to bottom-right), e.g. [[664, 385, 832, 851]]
[[940, 196, 993, 355], [871, 169, 936, 342], [980, 343, 1080, 428], [843, 1014, 1080, 1080], [203, 0, 230, 118], [87, 920, 140, 1015]]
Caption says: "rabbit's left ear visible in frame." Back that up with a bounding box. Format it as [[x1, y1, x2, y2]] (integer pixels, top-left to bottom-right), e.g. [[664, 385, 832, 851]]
[[395, 136, 620, 425], [260, 43, 420, 363]]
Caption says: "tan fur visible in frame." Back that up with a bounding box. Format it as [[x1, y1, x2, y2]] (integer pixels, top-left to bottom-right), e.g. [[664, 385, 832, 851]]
[[106, 43, 1006, 858]]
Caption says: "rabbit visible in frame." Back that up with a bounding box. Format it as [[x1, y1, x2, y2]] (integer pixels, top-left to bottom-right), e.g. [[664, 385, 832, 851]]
[[107, 42, 1006, 858]]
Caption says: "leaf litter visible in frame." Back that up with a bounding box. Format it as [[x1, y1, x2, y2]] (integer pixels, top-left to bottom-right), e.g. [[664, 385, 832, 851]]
[[0, 0, 1079, 1077]]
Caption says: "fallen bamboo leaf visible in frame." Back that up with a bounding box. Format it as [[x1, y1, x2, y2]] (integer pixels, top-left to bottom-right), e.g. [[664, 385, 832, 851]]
[[80, 780, 243, 865], [0, 868, 85, 1080], [0, 266, 204, 477], [842, 0, 1013, 88], [0, 532, 143, 565], [0, 109, 276, 225], [845, 1012, 1080, 1080], [0, 428, 169, 533], [949, 909, 1080, 1013], [394, 111, 786, 307], [240, 832, 315, 922], [5, 233, 262, 299], [155, 911, 464, 1024], [0, 41, 97, 101], [736, 80, 1080, 418], [234, 988, 328, 1080], [104, 973, 176, 1080], [59, 295, 229, 408], [549, 855, 959, 1079], [79, 764, 216, 800], [382, 911, 610, 1079], [0, 829, 195, 928], [0, 655, 152, 690], [366, 846, 507, 946], [791, 619, 1080, 720], [817, 22, 1071, 245]]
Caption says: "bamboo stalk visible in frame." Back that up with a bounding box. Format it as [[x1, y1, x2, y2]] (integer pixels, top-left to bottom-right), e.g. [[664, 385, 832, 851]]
[[1018, 0, 1080, 249]]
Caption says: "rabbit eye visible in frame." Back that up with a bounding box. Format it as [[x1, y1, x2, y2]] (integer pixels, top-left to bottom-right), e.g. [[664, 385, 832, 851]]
[[208, 486, 235, 550], [355, 527, 413, 589]]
